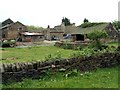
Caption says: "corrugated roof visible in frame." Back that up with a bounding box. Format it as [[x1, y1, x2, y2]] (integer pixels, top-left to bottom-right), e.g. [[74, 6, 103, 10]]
[[26, 30, 42, 32], [21, 32, 44, 36]]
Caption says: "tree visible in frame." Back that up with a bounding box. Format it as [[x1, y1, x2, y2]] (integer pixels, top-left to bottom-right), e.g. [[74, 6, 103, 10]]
[[87, 30, 108, 50], [62, 17, 71, 26], [26, 25, 44, 31], [112, 20, 120, 30], [83, 18, 89, 23]]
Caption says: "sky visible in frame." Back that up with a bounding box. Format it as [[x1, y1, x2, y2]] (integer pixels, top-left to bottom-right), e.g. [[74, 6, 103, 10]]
[[0, 0, 119, 28]]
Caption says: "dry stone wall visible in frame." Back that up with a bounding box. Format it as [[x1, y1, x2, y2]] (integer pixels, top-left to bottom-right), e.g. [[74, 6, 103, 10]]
[[1, 51, 120, 83], [54, 41, 89, 49]]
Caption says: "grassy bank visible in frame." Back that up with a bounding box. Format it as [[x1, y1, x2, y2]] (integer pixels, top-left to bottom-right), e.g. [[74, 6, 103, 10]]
[[2, 66, 118, 88]]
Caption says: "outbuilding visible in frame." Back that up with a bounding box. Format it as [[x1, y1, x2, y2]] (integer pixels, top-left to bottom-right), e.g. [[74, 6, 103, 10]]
[[71, 34, 84, 41], [19, 32, 45, 42]]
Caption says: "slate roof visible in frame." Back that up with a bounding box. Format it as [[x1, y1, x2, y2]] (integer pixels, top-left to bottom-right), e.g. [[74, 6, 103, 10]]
[[0, 18, 14, 30], [0, 21, 26, 30], [1, 18, 14, 27], [0, 24, 12, 30], [50, 28, 64, 33]]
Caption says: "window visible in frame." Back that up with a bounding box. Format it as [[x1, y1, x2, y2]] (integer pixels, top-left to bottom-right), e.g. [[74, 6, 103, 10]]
[[18, 27, 23, 30], [40, 36, 43, 39]]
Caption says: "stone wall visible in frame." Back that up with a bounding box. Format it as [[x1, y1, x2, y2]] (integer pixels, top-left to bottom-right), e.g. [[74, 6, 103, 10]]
[[1, 51, 120, 83], [54, 41, 89, 49]]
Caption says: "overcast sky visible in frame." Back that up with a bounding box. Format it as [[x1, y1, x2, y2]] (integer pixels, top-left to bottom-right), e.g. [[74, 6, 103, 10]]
[[0, 0, 119, 28]]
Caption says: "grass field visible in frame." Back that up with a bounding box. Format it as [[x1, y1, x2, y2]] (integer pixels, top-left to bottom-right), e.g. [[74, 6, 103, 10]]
[[1, 42, 119, 64], [1, 46, 78, 63], [2, 66, 119, 88]]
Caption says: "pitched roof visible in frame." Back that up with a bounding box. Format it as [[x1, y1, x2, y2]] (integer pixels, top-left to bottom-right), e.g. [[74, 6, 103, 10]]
[[66, 23, 109, 34], [49, 28, 64, 33], [0, 21, 26, 30], [0, 18, 14, 30], [1, 18, 14, 26]]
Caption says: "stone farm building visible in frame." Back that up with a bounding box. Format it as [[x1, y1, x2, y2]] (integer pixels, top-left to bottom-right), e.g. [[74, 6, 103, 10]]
[[65, 23, 118, 41], [44, 22, 118, 41], [0, 19, 44, 42], [0, 18, 119, 42], [0, 18, 27, 40], [42, 25, 64, 41]]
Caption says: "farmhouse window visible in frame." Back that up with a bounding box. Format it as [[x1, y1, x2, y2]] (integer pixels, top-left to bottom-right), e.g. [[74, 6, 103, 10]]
[[39, 36, 43, 39], [18, 27, 23, 30]]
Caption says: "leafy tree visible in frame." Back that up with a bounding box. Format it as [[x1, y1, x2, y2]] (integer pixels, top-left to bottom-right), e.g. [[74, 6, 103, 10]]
[[87, 30, 108, 50], [112, 20, 120, 30], [27, 25, 44, 31], [62, 17, 71, 26], [83, 18, 89, 23]]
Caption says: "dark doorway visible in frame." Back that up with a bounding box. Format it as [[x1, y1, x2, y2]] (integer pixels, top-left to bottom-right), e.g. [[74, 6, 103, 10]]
[[2, 34, 6, 38], [76, 34, 84, 41]]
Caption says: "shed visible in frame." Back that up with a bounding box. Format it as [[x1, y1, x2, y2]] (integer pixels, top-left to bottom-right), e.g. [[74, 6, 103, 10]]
[[20, 32, 45, 42], [71, 34, 84, 41]]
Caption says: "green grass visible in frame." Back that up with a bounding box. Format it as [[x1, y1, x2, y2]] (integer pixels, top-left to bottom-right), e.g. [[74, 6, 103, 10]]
[[108, 41, 120, 47], [1, 42, 118, 64], [1, 46, 78, 63], [2, 66, 119, 88]]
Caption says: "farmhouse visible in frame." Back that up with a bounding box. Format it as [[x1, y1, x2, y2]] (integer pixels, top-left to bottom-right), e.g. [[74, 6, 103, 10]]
[[0, 18, 45, 42], [0, 18, 118, 42], [44, 21, 118, 41], [0, 18, 27, 40]]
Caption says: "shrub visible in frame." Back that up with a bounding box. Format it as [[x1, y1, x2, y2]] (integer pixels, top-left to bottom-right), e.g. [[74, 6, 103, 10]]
[[87, 30, 108, 50], [80, 22, 106, 28]]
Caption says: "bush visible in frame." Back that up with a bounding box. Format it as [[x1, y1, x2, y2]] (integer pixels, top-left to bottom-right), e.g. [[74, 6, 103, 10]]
[[80, 22, 106, 28], [87, 30, 108, 50]]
